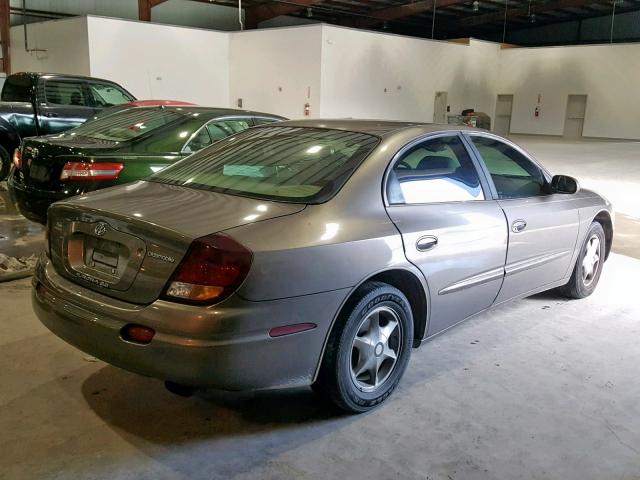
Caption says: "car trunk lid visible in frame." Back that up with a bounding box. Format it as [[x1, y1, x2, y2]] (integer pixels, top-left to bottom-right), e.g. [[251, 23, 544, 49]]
[[19, 136, 121, 190], [48, 181, 305, 304]]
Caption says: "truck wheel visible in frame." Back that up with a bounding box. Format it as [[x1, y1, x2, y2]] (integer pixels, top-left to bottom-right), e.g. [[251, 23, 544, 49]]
[[0, 146, 10, 181]]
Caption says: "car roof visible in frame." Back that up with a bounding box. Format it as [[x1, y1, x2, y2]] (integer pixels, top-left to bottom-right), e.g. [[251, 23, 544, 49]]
[[14, 72, 126, 86], [123, 105, 286, 120], [272, 118, 481, 136]]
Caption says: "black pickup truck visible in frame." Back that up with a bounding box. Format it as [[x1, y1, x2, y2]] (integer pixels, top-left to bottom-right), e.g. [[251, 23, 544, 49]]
[[0, 72, 136, 180]]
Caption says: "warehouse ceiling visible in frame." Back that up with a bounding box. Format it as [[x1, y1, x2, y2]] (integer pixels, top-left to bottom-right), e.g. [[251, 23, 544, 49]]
[[221, 0, 640, 41], [8, 0, 640, 45]]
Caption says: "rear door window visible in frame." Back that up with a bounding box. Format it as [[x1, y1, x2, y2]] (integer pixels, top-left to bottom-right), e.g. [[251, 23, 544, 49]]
[[183, 127, 213, 153], [44, 79, 91, 107], [387, 135, 485, 204], [1, 74, 33, 102]]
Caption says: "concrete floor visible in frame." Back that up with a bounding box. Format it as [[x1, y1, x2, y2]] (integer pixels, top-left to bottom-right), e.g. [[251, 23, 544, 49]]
[[1, 137, 639, 479], [0, 183, 45, 259]]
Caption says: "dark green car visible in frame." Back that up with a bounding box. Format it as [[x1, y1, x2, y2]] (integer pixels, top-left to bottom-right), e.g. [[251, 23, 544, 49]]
[[8, 106, 285, 224]]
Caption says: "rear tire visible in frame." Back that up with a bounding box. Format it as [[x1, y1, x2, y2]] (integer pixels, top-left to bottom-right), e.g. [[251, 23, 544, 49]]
[[313, 281, 413, 413], [559, 221, 606, 299], [0, 145, 10, 181]]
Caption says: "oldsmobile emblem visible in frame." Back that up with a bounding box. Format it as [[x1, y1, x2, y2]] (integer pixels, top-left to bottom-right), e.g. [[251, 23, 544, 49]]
[[94, 223, 108, 237], [148, 251, 175, 263]]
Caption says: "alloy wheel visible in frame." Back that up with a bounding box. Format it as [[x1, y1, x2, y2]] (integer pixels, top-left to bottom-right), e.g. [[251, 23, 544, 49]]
[[581, 234, 601, 287], [350, 306, 402, 392]]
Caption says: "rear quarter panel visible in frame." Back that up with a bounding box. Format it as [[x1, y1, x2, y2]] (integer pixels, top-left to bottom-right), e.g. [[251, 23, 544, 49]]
[[225, 203, 408, 301]]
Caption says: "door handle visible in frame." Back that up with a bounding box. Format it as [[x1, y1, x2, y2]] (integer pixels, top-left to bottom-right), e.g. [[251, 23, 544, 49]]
[[45, 112, 59, 118], [416, 235, 438, 252], [511, 219, 527, 233]]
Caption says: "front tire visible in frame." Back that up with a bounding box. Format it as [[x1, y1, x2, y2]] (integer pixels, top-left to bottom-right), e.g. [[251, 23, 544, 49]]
[[559, 221, 606, 299], [313, 281, 413, 413]]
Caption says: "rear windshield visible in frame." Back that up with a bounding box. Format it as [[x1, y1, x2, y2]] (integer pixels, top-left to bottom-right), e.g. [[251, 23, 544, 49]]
[[1, 74, 33, 102], [68, 108, 184, 142], [149, 126, 380, 203]]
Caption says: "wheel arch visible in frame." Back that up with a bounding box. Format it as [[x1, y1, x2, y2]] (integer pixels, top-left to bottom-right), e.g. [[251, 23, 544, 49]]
[[593, 209, 613, 260], [312, 266, 430, 383], [364, 269, 429, 347]]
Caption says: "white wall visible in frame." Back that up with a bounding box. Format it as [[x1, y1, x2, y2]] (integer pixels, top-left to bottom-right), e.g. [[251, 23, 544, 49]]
[[8, 16, 640, 140], [319, 27, 501, 122], [498, 43, 640, 139], [229, 25, 322, 119], [86, 16, 229, 106], [10, 16, 91, 75]]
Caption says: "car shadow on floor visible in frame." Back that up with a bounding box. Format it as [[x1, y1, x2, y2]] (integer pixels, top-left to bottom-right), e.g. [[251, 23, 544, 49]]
[[81, 365, 356, 477], [77, 292, 574, 478]]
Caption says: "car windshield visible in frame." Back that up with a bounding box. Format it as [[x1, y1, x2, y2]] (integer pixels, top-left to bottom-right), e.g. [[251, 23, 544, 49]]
[[69, 108, 184, 142], [149, 126, 380, 203]]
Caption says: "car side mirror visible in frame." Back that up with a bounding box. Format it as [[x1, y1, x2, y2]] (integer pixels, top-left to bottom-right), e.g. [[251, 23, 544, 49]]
[[551, 174, 579, 194]]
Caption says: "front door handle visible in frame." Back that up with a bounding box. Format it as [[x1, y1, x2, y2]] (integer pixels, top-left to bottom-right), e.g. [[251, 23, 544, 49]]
[[416, 235, 438, 252], [511, 219, 527, 233], [45, 112, 59, 118]]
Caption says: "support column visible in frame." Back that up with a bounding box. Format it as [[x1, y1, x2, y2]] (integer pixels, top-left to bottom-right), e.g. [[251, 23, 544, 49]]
[[0, 0, 10, 74]]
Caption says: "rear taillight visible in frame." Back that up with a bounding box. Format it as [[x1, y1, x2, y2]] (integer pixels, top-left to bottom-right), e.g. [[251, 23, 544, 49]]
[[13, 149, 21, 170], [60, 161, 124, 181], [163, 233, 252, 304]]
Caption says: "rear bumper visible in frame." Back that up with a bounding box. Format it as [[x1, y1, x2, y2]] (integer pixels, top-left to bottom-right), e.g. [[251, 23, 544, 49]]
[[8, 175, 69, 225], [8, 173, 115, 225], [32, 255, 349, 390]]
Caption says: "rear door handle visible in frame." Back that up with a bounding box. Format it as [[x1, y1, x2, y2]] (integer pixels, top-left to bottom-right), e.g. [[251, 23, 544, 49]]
[[511, 219, 527, 233], [416, 235, 438, 252], [45, 112, 59, 118]]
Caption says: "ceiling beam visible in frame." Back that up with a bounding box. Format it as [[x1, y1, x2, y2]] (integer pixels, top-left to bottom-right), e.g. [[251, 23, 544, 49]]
[[354, 0, 469, 28], [0, 0, 9, 74], [245, 0, 323, 28], [138, 0, 168, 22], [458, 0, 593, 27]]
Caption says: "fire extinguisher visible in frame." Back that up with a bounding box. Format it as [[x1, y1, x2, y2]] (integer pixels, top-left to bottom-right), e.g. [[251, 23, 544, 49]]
[[535, 106, 540, 117], [304, 102, 310, 117]]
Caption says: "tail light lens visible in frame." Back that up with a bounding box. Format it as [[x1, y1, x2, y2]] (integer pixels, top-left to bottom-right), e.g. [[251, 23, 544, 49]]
[[60, 161, 124, 181], [163, 233, 252, 304], [13, 148, 22, 170]]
